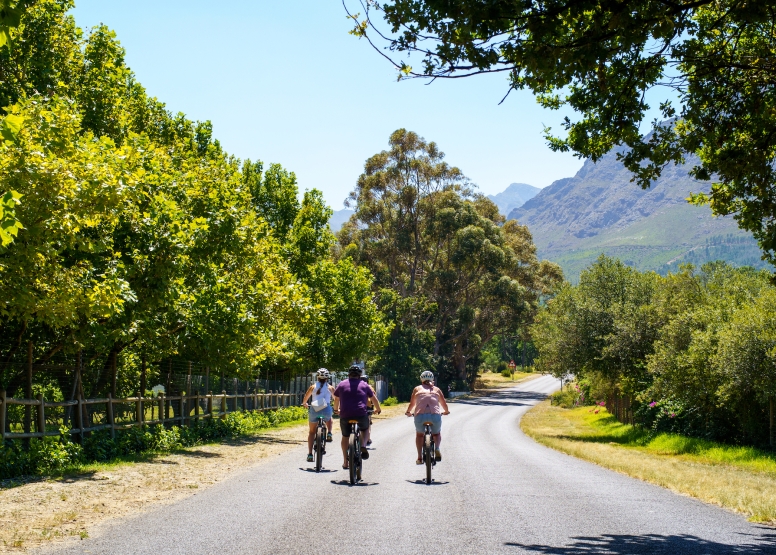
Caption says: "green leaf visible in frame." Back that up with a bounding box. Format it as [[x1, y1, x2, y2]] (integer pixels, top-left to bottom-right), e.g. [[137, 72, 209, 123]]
[[1, 113, 24, 142]]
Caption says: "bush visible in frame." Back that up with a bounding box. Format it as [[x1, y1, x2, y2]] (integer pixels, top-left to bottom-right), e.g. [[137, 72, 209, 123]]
[[550, 388, 579, 408], [496, 361, 509, 373], [500, 368, 513, 378], [382, 396, 398, 406], [0, 406, 308, 480]]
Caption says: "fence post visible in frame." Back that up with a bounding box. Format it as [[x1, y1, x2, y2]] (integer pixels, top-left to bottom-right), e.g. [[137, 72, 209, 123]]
[[207, 392, 213, 418], [37, 393, 46, 438], [770, 397, 774, 449], [0, 389, 6, 441], [180, 395, 186, 426], [76, 394, 84, 444], [136, 396, 143, 426], [107, 394, 115, 439], [194, 393, 200, 422], [221, 391, 227, 419], [159, 394, 165, 428], [140, 354, 147, 398], [24, 341, 33, 440]]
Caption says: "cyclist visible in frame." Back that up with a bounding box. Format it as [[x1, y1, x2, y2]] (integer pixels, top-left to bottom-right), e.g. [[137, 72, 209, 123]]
[[333, 364, 381, 469], [405, 371, 449, 464], [362, 374, 376, 447], [302, 368, 335, 462]]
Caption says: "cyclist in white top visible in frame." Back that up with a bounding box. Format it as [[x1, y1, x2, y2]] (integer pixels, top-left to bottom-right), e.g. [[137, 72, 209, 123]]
[[302, 368, 335, 462]]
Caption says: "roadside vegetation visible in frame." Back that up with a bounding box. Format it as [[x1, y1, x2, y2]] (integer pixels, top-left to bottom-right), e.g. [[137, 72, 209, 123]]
[[0, 407, 306, 481], [522, 401, 776, 524], [533, 256, 776, 448]]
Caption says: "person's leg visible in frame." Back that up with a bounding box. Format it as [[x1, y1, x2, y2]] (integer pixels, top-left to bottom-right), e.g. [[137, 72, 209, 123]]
[[307, 421, 317, 455], [433, 433, 441, 447], [340, 419, 350, 466], [415, 432, 423, 460], [340, 436, 349, 465]]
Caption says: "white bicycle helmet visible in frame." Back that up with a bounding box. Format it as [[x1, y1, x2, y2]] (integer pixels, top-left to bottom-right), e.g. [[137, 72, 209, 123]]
[[420, 371, 434, 383], [316, 368, 330, 379]]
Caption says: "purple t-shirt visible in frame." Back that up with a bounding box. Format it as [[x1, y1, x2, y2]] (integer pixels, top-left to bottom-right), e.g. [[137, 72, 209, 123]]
[[334, 379, 374, 419]]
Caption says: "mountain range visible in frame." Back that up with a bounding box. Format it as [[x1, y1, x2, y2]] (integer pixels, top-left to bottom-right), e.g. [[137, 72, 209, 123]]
[[508, 145, 768, 281], [487, 183, 541, 216]]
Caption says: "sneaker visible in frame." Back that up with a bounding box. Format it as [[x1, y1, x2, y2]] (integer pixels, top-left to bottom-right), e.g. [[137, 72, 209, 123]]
[[366, 439, 372, 447], [416, 458, 423, 465], [307, 454, 314, 462], [435, 448, 442, 461], [326, 432, 333, 442], [360, 448, 369, 460]]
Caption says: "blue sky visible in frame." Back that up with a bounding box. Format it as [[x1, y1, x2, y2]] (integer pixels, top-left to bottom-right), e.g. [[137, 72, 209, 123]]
[[71, 1, 590, 209]]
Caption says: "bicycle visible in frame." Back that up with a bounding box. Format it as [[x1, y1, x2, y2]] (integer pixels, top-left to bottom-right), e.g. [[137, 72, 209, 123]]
[[312, 415, 327, 472], [421, 420, 436, 484], [347, 419, 363, 485]]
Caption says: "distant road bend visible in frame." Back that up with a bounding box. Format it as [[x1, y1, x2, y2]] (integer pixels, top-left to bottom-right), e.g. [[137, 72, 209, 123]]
[[39, 375, 776, 555]]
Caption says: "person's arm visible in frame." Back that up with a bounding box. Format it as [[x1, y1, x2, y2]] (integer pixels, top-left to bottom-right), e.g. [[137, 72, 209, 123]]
[[405, 387, 417, 416], [302, 385, 314, 407], [333, 388, 340, 413], [369, 388, 382, 415], [437, 387, 450, 415]]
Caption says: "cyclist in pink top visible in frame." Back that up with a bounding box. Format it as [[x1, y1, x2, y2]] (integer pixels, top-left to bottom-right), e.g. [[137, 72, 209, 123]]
[[406, 371, 449, 464]]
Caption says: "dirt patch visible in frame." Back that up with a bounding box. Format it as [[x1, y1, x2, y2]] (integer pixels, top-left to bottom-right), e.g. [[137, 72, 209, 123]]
[[0, 424, 311, 552]]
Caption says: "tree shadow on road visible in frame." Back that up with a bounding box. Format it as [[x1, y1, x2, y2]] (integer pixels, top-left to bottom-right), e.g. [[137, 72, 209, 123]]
[[454, 389, 548, 408], [505, 532, 776, 554]]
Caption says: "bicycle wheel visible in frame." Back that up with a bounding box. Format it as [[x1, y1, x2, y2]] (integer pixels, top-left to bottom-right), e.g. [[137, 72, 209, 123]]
[[315, 426, 324, 472], [348, 433, 357, 485], [355, 432, 362, 481], [424, 432, 432, 484]]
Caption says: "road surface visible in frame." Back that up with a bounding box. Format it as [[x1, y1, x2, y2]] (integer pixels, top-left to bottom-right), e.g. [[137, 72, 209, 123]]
[[39, 375, 776, 554]]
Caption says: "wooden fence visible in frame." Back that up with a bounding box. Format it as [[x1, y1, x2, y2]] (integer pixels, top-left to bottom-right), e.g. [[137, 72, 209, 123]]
[[0, 389, 303, 443], [606, 393, 633, 425]]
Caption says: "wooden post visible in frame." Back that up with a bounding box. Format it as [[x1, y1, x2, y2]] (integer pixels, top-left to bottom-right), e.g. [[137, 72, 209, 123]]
[[207, 393, 213, 418], [136, 396, 143, 426], [24, 341, 33, 438], [159, 394, 165, 428], [140, 354, 147, 398], [205, 367, 210, 398], [179, 395, 185, 426], [107, 394, 115, 439], [37, 393, 45, 437], [221, 391, 227, 419], [76, 394, 84, 445], [194, 393, 200, 421], [110, 351, 118, 398], [0, 389, 6, 441]]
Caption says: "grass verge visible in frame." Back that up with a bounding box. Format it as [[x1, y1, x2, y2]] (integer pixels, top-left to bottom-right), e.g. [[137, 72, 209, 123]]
[[521, 400, 776, 524]]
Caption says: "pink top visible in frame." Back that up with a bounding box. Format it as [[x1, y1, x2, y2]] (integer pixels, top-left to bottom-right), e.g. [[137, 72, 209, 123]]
[[414, 384, 442, 415]]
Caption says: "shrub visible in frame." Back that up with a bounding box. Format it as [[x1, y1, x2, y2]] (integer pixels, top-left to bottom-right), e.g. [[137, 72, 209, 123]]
[[550, 388, 578, 408], [382, 396, 398, 406], [500, 368, 513, 378]]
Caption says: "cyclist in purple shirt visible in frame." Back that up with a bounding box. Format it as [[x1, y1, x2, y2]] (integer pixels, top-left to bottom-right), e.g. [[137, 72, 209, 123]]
[[333, 365, 381, 469]]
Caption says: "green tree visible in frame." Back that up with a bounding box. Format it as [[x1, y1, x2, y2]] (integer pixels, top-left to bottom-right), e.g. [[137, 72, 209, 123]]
[[348, 0, 776, 264], [342, 129, 561, 391]]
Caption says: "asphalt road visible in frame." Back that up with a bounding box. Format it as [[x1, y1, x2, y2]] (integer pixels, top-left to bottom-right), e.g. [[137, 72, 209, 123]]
[[39, 375, 776, 555]]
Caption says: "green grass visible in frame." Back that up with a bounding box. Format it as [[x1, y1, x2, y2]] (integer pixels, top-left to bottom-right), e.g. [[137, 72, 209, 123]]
[[522, 402, 776, 522], [568, 409, 776, 473]]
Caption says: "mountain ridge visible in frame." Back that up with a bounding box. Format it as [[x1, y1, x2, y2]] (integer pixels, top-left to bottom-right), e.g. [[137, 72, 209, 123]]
[[508, 147, 768, 280]]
